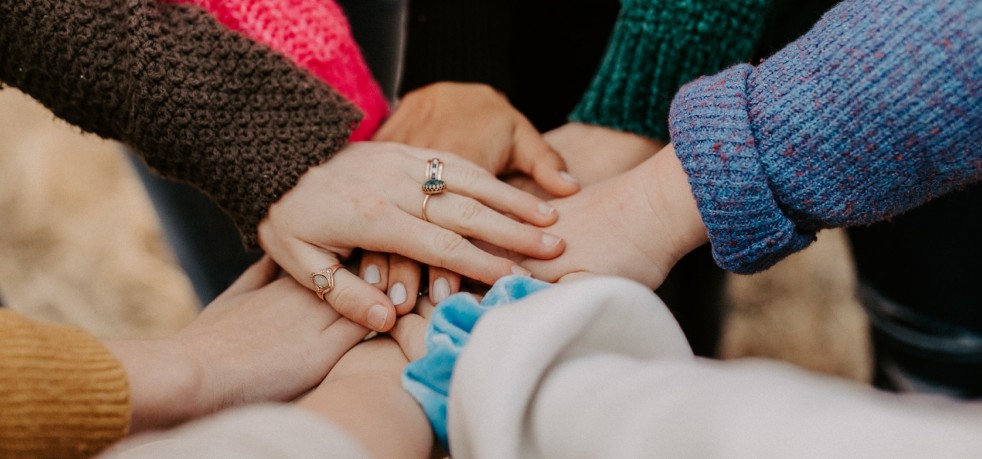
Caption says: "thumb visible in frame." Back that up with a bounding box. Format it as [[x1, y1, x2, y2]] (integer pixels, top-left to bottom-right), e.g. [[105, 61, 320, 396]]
[[512, 121, 580, 197]]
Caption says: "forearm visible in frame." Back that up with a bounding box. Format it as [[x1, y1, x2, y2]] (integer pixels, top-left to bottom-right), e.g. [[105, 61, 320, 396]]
[[0, 311, 130, 457], [670, 0, 982, 273], [0, 0, 360, 246], [570, 0, 771, 141], [298, 338, 431, 459], [102, 338, 199, 433]]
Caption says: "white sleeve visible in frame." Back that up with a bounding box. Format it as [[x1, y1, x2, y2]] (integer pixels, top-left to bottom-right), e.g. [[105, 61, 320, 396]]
[[448, 277, 982, 458], [100, 404, 370, 459]]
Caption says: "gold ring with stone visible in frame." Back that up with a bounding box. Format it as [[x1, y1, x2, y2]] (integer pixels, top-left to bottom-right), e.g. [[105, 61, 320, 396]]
[[311, 264, 344, 301], [422, 159, 446, 222]]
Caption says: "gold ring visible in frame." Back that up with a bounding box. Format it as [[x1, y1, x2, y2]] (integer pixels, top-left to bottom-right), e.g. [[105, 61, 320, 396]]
[[422, 194, 433, 222], [422, 159, 446, 222], [311, 264, 344, 301]]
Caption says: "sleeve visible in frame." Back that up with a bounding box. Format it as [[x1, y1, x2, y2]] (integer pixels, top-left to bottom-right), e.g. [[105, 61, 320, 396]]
[[0, 0, 362, 247], [668, 0, 982, 273], [399, 0, 518, 96], [100, 405, 371, 459], [168, 0, 389, 141], [569, 0, 772, 141], [0, 310, 130, 458], [447, 277, 982, 458]]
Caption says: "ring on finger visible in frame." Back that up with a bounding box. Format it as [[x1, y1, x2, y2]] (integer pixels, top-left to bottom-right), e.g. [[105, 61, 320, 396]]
[[422, 158, 447, 222], [311, 264, 344, 301]]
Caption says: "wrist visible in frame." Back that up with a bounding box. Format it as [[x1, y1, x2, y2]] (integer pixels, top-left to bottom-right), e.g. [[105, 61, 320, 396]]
[[635, 144, 708, 266], [103, 338, 201, 432]]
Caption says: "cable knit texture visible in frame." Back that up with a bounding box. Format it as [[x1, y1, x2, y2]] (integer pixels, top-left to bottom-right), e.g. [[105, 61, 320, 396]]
[[0, 311, 129, 458], [168, 0, 389, 141], [571, 0, 771, 141], [0, 0, 361, 247], [670, 0, 982, 273]]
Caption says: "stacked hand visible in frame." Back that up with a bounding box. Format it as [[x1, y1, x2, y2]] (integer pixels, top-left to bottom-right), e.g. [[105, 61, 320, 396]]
[[257, 141, 564, 332]]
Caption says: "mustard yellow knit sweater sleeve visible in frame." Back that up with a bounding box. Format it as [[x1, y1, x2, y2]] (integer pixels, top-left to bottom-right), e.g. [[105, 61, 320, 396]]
[[0, 310, 130, 458]]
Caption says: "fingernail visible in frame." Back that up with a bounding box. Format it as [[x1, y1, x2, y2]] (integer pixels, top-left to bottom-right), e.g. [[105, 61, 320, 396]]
[[433, 277, 451, 303], [511, 265, 531, 277], [542, 233, 562, 247], [538, 202, 556, 216], [363, 265, 381, 284], [367, 304, 389, 331], [389, 282, 407, 305], [560, 171, 579, 184]]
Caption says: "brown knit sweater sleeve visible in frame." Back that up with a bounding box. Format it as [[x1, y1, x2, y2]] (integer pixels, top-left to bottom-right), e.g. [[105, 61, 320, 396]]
[[0, 310, 130, 458], [0, 0, 361, 247]]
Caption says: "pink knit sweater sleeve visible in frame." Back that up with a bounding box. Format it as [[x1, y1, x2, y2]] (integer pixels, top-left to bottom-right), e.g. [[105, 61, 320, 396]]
[[169, 0, 389, 141]]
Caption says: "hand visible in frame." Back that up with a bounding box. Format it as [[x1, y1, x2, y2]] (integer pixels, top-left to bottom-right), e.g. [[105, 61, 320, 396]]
[[506, 122, 665, 200], [105, 256, 369, 432], [258, 141, 565, 332], [375, 82, 580, 196], [522, 145, 708, 289], [357, 250, 461, 314], [297, 335, 433, 459], [544, 122, 665, 188]]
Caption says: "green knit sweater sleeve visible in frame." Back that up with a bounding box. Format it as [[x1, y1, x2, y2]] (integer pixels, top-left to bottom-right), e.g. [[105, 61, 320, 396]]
[[570, 0, 771, 141]]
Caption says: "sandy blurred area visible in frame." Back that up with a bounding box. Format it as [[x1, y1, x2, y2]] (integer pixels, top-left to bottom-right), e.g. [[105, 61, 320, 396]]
[[0, 87, 870, 379]]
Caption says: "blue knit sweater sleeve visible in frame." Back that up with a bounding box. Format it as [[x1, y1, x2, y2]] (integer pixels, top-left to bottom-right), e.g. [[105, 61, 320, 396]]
[[669, 0, 981, 274]]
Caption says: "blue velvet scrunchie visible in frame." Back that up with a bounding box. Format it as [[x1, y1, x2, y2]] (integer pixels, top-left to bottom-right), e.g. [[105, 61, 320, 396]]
[[402, 275, 552, 448]]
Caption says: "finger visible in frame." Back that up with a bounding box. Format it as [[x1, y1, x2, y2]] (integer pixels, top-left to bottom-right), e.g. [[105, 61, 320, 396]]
[[389, 314, 429, 361], [213, 255, 280, 301], [512, 120, 580, 197], [364, 211, 530, 286], [423, 192, 565, 260], [359, 251, 388, 290], [321, 317, 374, 358], [428, 266, 460, 305], [285, 242, 397, 333], [387, 254, 421, 315], [415, 153, 559, 227], [557, 271, 595, 284], [414, 295, 438, 320]]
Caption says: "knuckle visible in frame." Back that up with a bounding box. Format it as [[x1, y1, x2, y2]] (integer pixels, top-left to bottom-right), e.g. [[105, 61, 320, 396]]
[[456, 199, 484, 228], [434, 231, 467, 260]]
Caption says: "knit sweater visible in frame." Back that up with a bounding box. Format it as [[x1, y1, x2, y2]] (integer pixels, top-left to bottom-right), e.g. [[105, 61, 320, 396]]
[[669, 0, 982, 274], [0, 0, 362, 455], [0, 0, 361, 248], [0, 311, 129, 458], [570, 0, 772, 141], [169, 0, 389, 141]]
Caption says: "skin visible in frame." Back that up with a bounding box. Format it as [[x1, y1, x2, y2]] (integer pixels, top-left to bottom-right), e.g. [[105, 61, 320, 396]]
[[522, 144, 709, 289], [364, 82, 580, 310], [104, 256, 370, 433], [257, 141, 565, 332]]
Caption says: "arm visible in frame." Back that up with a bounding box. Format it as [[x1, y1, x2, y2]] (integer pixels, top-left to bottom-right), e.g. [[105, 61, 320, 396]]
[[570, 0, 772, 143], [0, 257, 367, 456], [169, 0, 389, 141], [669, 0, 982, 273], [0, 0, 360, 247]]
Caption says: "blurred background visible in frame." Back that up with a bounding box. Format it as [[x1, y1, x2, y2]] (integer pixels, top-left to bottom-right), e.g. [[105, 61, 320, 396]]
[[0, 85, 871, 381]]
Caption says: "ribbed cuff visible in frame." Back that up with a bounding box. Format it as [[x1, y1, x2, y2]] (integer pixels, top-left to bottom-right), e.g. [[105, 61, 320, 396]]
[[669, 65, 814, 274], [0, 311, 130, 457], [571, 0, 770, 141]]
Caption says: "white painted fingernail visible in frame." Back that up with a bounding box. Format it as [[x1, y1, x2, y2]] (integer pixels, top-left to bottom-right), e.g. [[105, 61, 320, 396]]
[[389, 282, 407, 305], [512, 265, 531, 277], [433, 277, 451, 303], [560, 171, 579, 184], [363, 265, 381, 284], [542, 233, 562, 247], [538, 202, 556, 216], [367, 304, 389, 331]]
